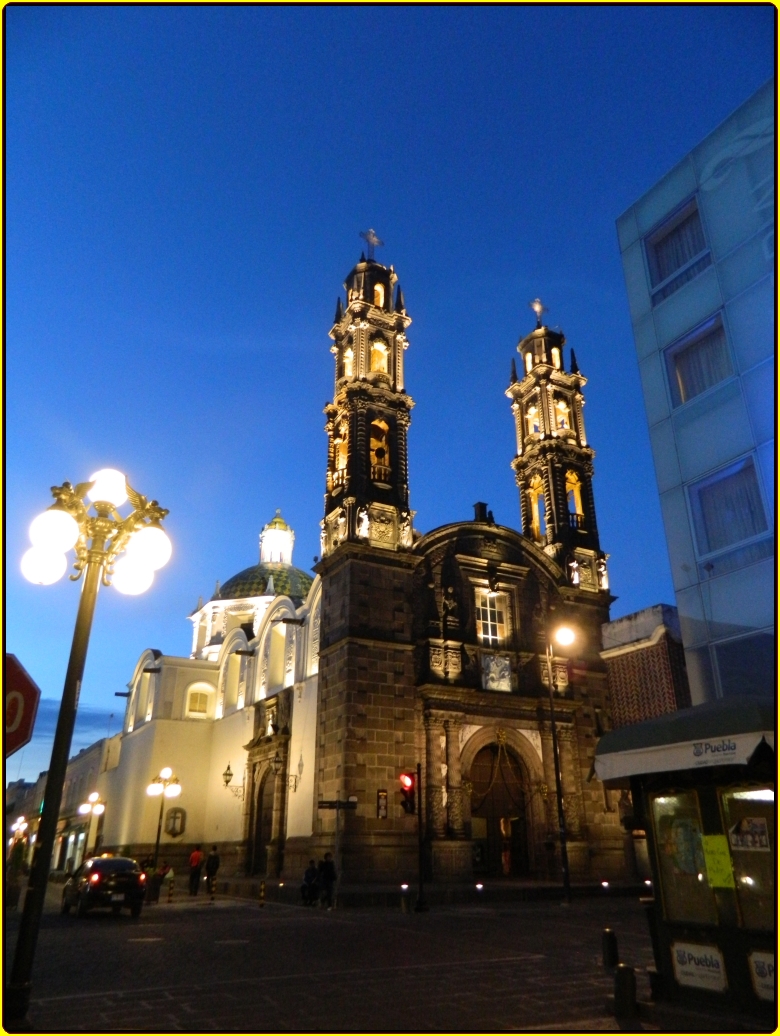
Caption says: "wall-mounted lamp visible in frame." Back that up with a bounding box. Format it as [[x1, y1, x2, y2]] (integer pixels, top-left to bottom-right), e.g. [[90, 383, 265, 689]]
[[222, 762, 244, 800]]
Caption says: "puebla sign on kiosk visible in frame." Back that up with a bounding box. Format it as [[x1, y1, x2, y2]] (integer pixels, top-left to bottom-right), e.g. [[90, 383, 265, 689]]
[[595, 697, 774, 1021]]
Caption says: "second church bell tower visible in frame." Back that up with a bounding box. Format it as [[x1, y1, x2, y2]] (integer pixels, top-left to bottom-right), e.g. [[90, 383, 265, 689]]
[[321, 246, 414, 556]]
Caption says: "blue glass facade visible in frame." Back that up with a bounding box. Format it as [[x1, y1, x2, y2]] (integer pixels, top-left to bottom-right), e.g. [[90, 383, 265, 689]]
[[616, 79, 774, 704]]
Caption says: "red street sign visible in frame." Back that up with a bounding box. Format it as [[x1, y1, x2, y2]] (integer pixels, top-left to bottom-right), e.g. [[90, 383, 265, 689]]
[[5, 654, 42, 757]]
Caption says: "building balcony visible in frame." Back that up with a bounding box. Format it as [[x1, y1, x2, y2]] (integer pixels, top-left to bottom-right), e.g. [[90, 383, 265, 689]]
[[568, 512, 585, 530], [371, 463, 391, 483], [332, 468, 348, 489]]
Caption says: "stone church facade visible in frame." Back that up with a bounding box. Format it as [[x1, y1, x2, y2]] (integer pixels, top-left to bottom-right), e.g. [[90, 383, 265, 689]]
[[86, 247, 629, 886], [285, 252, 624, 883]]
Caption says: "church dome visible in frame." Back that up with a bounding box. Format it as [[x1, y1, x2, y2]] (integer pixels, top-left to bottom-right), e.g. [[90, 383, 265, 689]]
[[213, 562, 313, 604], [210, 509, 313, 604]]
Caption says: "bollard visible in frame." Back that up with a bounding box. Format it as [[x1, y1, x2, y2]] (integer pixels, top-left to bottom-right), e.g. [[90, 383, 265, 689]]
[[167, 878, 174, 904], [259, 879, 265, 908], [614, 964, 637, 1018], [602, 927, 619, 968]]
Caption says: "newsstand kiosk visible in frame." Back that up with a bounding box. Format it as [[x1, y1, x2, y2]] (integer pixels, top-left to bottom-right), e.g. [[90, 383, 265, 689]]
[[595, 696, 774, 1021]]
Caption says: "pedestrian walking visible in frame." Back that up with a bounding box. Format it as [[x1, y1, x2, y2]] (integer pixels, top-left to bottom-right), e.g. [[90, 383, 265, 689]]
[[301, 859, 318, 905], [317, 852, 337, 910], [189, 845, 205, 896], [205, 845, 220, 900]]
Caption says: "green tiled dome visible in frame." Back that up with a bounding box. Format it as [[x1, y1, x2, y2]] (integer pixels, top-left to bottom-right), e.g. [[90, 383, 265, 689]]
[[214, 563, 313, 604]]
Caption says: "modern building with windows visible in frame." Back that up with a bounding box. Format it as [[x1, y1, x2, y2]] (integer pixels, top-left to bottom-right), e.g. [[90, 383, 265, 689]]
[[616, 78, 774, 704]]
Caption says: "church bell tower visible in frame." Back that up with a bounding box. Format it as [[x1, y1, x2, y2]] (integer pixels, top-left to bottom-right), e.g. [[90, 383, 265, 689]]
[[506, 301, 609, 593], [321, 240, 414, 555]]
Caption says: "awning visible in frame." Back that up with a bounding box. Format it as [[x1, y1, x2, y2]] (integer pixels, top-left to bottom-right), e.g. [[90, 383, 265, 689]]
[[594, 696, 775, 781]]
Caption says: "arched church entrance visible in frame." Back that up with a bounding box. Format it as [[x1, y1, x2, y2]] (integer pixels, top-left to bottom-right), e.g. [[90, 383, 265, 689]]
[[469, 743, 531, 877], [251, 773, 275, 876]]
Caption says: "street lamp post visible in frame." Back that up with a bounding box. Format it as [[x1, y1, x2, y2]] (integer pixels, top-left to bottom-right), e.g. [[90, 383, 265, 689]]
[[7, 469, 171, 1024], [146, 768, 182, 868], [545, 625, 576, 905], [77, 792, 106, 855]]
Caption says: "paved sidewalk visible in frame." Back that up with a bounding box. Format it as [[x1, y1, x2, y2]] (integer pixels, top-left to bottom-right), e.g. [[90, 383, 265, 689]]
[[3, 887, 770, 1032]]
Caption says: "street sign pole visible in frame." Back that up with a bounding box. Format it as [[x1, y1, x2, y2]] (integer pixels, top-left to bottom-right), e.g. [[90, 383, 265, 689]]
[[414, 761, 429, 912]]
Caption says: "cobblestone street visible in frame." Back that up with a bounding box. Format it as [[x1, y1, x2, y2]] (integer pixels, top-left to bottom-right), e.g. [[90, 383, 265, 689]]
[[5, 886, 662, 1032]]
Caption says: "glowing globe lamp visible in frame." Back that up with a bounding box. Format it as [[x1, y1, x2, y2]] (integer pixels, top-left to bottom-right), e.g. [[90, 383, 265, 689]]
[[29, 509, 80, 553], [126, 525, 172, 571], [111, 556, 154, 596], [87, 469, 128, 508], [21, 548, 67, 586]]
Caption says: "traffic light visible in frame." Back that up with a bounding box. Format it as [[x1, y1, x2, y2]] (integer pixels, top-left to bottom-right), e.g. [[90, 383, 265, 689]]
[[399, 772, 416, 814]]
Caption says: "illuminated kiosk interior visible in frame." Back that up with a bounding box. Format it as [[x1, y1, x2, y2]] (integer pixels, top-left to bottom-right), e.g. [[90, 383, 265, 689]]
[[595, 696, 774, 1020]]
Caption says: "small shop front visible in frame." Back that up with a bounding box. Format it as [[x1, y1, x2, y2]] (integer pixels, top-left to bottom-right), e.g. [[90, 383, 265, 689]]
[[595, 696, 774, 1020]]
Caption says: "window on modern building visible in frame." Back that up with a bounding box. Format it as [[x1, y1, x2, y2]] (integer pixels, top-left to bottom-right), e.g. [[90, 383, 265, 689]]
[[343, 346, 354, 379], [373, 283, 385, 308], [475, 589, 507, 647], [645, 198, 711, 305], [665, 315, 733, 407], [187, 690, 209, 717], [689, 456, 768, 556], [715, 632, 775, 698], [370, 339, 388, 373]]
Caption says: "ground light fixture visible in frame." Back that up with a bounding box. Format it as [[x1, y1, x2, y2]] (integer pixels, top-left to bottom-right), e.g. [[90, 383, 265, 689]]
[[8, 469, 171, 1026]]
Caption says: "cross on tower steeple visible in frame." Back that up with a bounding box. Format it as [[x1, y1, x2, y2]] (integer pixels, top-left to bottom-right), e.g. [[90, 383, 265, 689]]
[[359, 228, 384, 261]]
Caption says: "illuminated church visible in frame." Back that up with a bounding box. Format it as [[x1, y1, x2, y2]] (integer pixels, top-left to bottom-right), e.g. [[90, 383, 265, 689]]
[[94, 248, 628, 885]]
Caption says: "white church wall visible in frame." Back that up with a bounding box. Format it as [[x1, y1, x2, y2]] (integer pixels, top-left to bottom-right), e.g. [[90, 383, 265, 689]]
[[203, 708, 254, 846], [100, 719, 213, 852], [285, 673, 318, 838]]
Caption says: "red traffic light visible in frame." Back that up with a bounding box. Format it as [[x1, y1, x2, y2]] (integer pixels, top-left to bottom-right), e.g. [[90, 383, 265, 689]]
[[399, 771, 416, 814]]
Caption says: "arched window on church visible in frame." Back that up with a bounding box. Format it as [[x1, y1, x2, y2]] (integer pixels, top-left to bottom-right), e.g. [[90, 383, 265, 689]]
[[528, 474, 546, 542], [370, 339, 388, 373], [554, 398, 571, 430], [186, 684, 214, 719], [370, 420, 391, 482], [334, 419, 348, 487], [551, 346, 561, 369], [343, 346, 354, 379], [373, 283, 385, 308], [566, 471, 584, 527], [525, 405, 541, 437], [525, 351, 533, 374]]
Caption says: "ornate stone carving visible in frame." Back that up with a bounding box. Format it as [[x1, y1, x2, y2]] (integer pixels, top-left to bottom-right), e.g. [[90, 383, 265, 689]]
[[481, 652, 512, 692], [356, 506, 369, 540]]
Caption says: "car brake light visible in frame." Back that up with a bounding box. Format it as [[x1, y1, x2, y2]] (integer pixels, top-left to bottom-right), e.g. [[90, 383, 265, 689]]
[[138, 873, 146, 882], [89, 873, 101, 884]]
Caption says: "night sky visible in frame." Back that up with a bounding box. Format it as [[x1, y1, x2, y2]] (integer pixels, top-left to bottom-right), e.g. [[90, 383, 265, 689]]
[[5, 6, 774, 782]]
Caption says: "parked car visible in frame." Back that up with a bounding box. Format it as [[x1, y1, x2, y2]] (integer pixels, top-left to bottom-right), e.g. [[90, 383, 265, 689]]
[[61, 855, 146, 918]]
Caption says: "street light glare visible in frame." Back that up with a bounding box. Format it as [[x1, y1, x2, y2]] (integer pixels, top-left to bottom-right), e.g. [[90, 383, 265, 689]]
[[29, 509, 80, 553], [87, 468, 128, 508], [126, 525, 172, 571], [554, 626, 576, 647], [92, 803, 105, 815], [146, 782, 164, 796], [88, 792, 99, 803], [78, 803, 92, 815], [21, 547, 67, 585], [112, 555, 155, 595], [164, 782, 182, 798], [159, 766, 173, 780]]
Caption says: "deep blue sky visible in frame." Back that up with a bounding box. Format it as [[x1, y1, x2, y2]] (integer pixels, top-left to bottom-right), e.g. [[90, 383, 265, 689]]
[[6, 5, 774, 782]]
